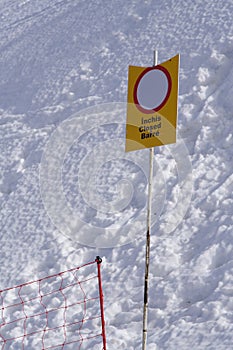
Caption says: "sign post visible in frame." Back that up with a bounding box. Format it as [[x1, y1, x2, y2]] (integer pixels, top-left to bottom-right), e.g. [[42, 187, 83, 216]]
[[142, 50, 158, 350], [125, 52, 179, 350]]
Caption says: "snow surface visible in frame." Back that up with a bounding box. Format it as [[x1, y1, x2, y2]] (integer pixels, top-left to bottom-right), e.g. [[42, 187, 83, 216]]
[[0, 0, 233, 349]]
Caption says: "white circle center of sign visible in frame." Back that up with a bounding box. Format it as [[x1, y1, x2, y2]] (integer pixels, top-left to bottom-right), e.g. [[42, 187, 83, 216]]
[[137, 69, 169, 110]]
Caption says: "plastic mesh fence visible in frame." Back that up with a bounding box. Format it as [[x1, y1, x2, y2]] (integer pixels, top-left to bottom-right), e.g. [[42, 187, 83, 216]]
[[0, 259, 105, 349]]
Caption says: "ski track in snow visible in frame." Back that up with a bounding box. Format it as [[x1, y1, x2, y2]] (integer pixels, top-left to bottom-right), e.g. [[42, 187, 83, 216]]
[[0, 0, 233, 349]]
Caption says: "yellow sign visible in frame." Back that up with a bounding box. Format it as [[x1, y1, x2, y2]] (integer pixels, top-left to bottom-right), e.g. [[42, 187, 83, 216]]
[[125, 54, 179, 152]]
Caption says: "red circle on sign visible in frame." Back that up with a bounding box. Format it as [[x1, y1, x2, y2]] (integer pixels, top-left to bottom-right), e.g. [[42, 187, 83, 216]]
[[133, 65, 172, 114]]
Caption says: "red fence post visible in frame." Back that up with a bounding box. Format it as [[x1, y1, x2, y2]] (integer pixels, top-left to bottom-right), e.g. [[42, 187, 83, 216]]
[[96, 256, 107, 350]]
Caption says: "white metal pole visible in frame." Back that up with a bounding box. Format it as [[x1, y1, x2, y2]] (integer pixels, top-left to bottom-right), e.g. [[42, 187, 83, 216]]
[[142, 50, 158, 350]]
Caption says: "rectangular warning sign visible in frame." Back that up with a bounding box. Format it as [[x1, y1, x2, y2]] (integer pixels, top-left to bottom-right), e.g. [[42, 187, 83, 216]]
[[125, 54, 179, 152]]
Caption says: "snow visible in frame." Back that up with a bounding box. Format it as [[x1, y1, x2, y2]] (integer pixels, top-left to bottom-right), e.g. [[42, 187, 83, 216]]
[[0, 0, 233, 349]]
